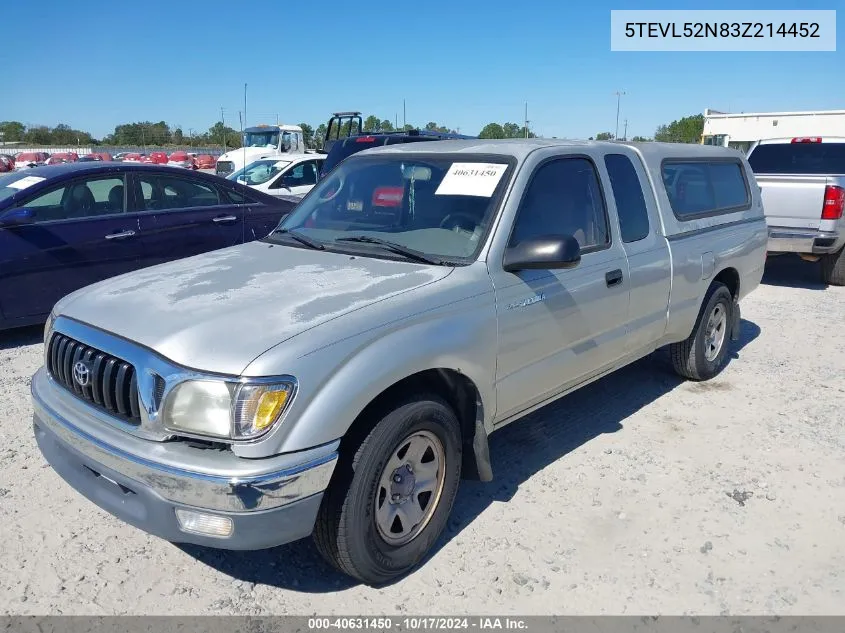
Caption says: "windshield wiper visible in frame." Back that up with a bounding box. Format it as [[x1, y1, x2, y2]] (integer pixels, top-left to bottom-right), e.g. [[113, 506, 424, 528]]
[[272, 229, 325, 250], [334, 235, 444, 265]]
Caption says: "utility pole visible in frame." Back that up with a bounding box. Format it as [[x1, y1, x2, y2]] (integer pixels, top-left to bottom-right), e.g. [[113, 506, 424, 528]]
[[614, 90, 626, 140], [623, 119, 628, 141], [403, 99, 406, 129], [244, 83, 248, 130], [524, 101, 530, 138], [221, 107, 227, 153]]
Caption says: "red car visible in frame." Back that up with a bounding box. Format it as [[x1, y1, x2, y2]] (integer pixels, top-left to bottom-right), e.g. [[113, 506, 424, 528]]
[[122, 153, 143, 163], [147, 151, 168, 164], [96, 152, 113, 161], [194, 154, 216, 169], [0, 155, 15, 172], [47, 152, 79, 165], [166, 151, 197, 169]]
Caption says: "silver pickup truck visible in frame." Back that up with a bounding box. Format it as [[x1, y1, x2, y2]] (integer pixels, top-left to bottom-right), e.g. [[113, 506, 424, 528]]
[[747, 137, 845, 285], [32, 139, 767, 585]]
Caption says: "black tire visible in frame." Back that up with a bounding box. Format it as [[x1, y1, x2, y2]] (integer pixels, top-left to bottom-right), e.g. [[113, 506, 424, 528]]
[[313, 394, 462, 585], [670, 282, 734, 381], [821, 247, 845, 286]]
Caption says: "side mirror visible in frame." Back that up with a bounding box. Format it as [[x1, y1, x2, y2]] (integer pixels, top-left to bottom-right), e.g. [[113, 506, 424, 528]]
[[0, 207, 35, 228], [503, 234, 581, 272]]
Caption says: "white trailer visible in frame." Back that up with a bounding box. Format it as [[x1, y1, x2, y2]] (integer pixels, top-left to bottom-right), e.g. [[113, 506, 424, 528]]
[[702, 109, 845, 153]]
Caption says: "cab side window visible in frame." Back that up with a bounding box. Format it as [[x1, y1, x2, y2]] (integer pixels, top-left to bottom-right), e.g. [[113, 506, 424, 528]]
[[22, 176, 126, 222], [509, 157, 609, 251]]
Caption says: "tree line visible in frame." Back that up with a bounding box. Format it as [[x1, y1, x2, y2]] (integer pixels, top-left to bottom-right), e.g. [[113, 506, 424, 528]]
[[1, 113, 707, 150], [590, 114, 704, 144]]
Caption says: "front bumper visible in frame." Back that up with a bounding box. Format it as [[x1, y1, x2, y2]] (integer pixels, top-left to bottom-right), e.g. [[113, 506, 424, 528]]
[[32, 369, 338, 550], [767, 227, 843, 255]]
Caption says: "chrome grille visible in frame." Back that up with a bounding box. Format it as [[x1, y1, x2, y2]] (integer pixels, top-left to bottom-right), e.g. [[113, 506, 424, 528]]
[[46, 332, 141, 424]]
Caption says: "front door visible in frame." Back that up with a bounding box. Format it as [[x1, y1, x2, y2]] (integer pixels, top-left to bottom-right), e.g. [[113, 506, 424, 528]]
[[491, 155, 631, 422], [269, 159, 321, 197], [0, 173, 140, 320], [133, 172, 244, 268]]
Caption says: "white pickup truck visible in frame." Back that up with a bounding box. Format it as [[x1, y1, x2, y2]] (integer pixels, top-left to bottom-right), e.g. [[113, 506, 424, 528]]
[[215, 124, 307, 178], [747, 137, 845, 285]]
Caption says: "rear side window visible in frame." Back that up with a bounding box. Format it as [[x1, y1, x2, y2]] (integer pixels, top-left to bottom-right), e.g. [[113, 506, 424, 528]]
[[748, 143, 845, 175], [662, 160, 750, 219], [604, 154, 650, 242]]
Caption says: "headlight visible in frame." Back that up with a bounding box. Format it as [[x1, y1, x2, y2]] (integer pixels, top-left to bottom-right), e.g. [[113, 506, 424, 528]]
[[44, 311, 57, 343], [161, 378, 296, 441]]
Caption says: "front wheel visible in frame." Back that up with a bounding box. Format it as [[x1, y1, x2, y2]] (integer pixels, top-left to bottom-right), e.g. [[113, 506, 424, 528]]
[[313, 395, 462, 585], [670, 282, 734, 381]]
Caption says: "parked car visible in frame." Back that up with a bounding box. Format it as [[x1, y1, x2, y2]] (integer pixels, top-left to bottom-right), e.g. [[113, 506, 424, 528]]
[[30, 139, 766, 585], [46, 156, 72, 165], [229, 154, 325, 198], [167, 151, 197, 169], [319, 129, 474, 180], [96, 152, 113, 162], [47, 152, 79, 164], [76, 154, 103, 163], [147, 151, 169, 165], [747, 136, 845, 285], [0, 163, 297, 331], [14, 152, 45, 170], [195, 154, 216, 170], [122, 153, 144, 163], [112, 152, 130, 162], [0, 155, 14, 172]]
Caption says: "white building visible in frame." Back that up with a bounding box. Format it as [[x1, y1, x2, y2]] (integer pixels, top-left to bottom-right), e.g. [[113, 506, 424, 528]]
[[702, 109, 845, 153]]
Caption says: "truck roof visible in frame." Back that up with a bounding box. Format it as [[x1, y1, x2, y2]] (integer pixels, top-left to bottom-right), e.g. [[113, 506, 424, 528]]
[[365, 138, 745, 161], [244, 125, 303, 133]]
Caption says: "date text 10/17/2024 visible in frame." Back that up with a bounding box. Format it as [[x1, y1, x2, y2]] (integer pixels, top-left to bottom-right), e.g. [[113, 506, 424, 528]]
[[308, 617, 528, 630]]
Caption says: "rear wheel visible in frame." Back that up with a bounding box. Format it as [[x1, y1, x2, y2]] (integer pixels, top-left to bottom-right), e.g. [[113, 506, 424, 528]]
[[313, 395, 462, 585], [670, 282, 733, 381], [821, 247, 845, 286]]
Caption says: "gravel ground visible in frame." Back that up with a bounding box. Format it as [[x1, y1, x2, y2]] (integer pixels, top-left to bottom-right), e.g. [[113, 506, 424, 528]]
[[1, 255, 843, 616]]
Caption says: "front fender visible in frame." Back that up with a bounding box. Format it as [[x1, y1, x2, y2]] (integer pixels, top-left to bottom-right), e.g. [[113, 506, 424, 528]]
[[235, 291, 498, 458]]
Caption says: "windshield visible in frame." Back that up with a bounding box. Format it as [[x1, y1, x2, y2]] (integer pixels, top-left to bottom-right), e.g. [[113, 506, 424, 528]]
[[229, 159, 291, 185], [243, 130, 280, 148], [0, 172, 45, 204], [272, 154, 513, 262], [748, 142, 845, 175], [17, 153, 38, 162]]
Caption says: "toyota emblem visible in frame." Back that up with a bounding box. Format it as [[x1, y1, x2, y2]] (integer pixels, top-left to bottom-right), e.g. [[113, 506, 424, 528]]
[[72, 361, 91, 387]]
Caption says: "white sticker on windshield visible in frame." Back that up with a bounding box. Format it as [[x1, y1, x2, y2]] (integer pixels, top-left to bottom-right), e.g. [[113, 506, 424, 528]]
[[435, 163, 507, 197], [7, 176, 46, 190]]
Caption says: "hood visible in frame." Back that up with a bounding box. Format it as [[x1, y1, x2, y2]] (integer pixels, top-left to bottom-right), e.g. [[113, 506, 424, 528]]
[[57, 242, 453, 375], [219, 147, 280, 166]]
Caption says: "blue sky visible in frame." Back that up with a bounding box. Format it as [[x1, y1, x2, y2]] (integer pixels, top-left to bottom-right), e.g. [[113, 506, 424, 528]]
[[3, 0, 842, 140]]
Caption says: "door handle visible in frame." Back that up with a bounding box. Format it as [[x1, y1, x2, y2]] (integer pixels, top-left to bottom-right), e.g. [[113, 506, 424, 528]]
[[212, 215, 238, 223], [104, 230, 135, 240], [605, 269, 623, 287]]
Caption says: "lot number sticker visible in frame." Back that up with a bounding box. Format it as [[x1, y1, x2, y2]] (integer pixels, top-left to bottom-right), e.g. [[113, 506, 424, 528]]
[[7, 176, 46, 190], [435, 163, 507, 197]]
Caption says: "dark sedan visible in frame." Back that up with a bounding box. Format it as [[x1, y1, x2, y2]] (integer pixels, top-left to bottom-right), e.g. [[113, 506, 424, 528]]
[[0, 163, 298, 330]]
